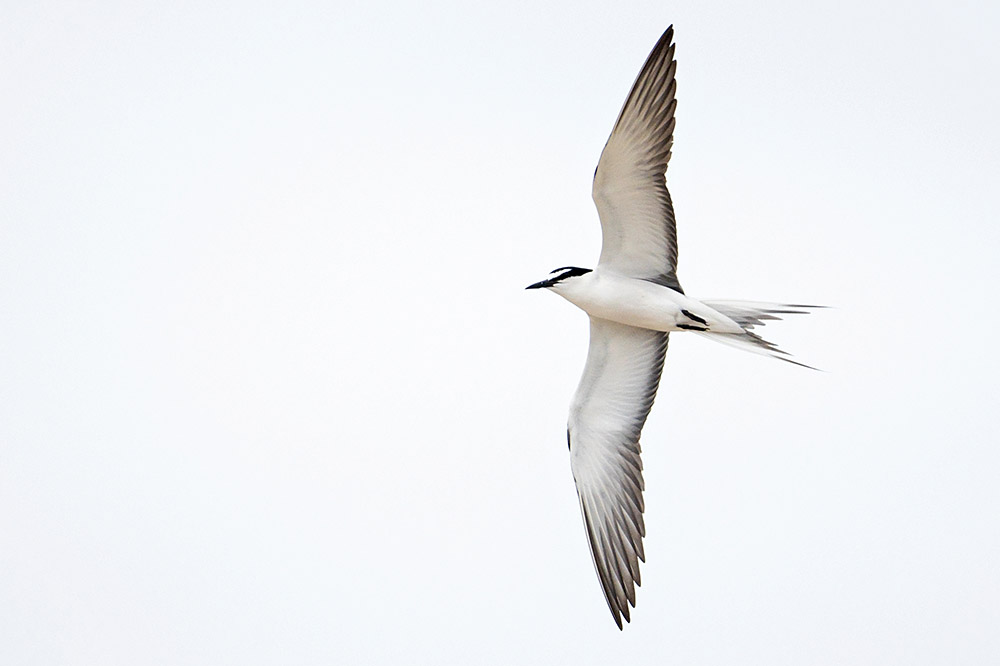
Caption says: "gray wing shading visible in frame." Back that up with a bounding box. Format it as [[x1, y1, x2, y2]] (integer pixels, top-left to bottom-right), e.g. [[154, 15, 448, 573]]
[[592, 26, 680, 287], [568, 317, 669, 628]]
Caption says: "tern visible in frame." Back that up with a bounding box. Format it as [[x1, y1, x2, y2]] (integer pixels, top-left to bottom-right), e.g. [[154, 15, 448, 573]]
[[527, 26, 820, 629]]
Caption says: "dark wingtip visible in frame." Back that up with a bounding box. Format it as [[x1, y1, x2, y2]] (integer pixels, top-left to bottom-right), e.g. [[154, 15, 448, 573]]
[[780, 356, 823, 372], [656, 25, 675, 52]]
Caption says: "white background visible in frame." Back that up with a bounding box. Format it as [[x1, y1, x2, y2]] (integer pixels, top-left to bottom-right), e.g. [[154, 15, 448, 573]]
[[2, 1, 998, 663]]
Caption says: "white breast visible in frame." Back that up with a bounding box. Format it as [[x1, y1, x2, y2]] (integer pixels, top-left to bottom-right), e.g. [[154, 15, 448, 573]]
[[552, 270, 742, 334]]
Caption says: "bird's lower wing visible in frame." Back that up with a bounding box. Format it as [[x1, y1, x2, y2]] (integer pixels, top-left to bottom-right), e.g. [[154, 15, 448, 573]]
[[568, 317, 669, 628]]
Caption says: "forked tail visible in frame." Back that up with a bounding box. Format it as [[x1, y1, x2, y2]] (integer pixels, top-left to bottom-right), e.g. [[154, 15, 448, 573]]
[[696, 300, 823, 369]]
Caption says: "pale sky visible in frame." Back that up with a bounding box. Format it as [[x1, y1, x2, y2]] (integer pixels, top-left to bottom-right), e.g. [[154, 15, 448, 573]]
[[2, 1, 999, 664]]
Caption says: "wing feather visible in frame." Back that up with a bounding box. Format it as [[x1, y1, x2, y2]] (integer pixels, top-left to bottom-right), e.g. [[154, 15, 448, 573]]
[[592, 26, 680, 286], [568, 317, 669, 628]]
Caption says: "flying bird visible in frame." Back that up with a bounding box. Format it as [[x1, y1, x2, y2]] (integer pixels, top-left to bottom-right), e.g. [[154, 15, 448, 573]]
[[527, 26, 819, 629]]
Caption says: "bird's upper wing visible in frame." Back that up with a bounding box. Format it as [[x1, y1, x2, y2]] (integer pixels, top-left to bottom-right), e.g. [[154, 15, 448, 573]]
[[592, 26, 679, 286], [568, 317, 669, 628]]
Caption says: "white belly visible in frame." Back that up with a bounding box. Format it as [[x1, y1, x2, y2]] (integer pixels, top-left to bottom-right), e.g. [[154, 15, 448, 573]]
[[554, 270, 742, 334]]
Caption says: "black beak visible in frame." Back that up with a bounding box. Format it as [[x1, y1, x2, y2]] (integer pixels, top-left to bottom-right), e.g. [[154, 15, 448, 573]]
[[525, 279, 551, 290]]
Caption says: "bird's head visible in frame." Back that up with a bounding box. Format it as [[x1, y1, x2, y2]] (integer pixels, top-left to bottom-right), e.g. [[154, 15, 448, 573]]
[[525, 266, 593, 291]]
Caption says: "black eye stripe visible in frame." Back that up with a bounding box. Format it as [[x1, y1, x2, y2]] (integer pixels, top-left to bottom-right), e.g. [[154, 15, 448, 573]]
[[548, 266, 593, 283]]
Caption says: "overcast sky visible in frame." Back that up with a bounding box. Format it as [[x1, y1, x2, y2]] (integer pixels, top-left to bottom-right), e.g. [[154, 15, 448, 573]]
[[2, 1, 998, 664]]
